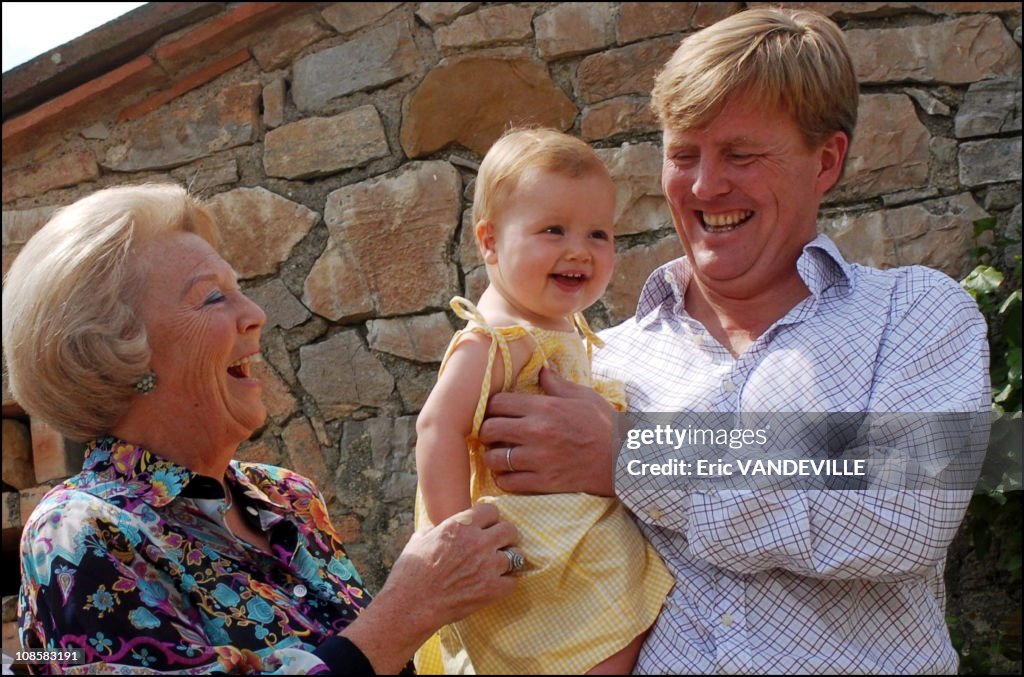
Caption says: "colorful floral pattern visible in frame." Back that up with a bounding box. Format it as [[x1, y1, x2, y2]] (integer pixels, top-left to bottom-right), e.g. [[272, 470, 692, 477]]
[[18, 437, 372, 674]]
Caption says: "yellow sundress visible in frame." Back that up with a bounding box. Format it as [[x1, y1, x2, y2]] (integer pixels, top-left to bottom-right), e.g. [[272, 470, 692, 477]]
[[414, 297, 674, 675]]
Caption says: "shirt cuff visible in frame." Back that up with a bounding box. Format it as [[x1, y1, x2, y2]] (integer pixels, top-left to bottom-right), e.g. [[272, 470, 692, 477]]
[[313, 636, 375, 675]]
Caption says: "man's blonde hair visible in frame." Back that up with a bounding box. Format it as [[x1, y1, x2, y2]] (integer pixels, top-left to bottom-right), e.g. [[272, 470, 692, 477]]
[[651, 8, 858, 148], [2, 184, 217, 441], [472, 127, 611, 227]]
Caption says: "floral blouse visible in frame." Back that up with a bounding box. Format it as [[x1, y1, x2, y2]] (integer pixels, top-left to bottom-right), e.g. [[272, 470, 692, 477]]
[[18, 437, 374, 674]]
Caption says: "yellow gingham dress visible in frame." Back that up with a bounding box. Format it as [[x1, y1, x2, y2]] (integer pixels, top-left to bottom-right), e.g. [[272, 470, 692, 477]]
[[414, 297, 674, 675]]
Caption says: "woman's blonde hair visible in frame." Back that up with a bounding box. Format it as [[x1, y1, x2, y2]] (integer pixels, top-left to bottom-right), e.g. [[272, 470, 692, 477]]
[[472, 127, 611, 227], [651, 8, 859, 148], [2, 184, 217, 441]]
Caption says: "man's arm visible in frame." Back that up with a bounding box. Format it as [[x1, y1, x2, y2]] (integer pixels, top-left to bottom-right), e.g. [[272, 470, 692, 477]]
[[623, 271, 990, 581]]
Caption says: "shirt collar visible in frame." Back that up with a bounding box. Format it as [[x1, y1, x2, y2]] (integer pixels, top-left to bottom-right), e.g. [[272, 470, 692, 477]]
[[81, 436, 285, 511], [634, 233, 854, 327]]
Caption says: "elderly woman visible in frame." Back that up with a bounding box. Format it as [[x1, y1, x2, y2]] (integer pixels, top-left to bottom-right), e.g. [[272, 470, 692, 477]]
[[2, 184, 519, 674]]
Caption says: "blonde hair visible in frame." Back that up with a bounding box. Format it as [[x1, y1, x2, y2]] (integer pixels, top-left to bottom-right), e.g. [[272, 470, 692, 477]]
[[472, 127, 611, 227], [651, 8, 858, 148], [2, 184, 217, 441]]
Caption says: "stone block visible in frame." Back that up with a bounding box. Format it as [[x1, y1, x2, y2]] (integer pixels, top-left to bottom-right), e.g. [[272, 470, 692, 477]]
[[304, 162, 461, 321], [1, 620, 19, 655], [397, 367, 438, 414], [205, 187, 319, 279], [263, 78, 286, 129], [616, 2, 696, 44], [2, 419, 33, 490], [292, 20, 420, 113], [959, 137, 1023, 187], [415, 2, 479, 26], [264, 106, 389, 179], [955, 77, 1022, 138], [596, 142, 672, 236], [1, 205, 59, 248], [1, 596, 15, 624], [236, 437, 285, 467], [30, 419, 83, 484], [103, 82, 261, 172], [283, 416, 336, 506], [581, 97, 658, 141], [321, 3, 402, 36], [535, 2, 614, 60], [170, 154, 239, 194], [577, 36, 679, 104], [298, 331, 395, 419], [400, 54, 577, 157], [823, 192, 989, 279], [459, 207, 484, 270], [252, 12, 334, 70], [367, 313, 454, 363], [834, 94, 931, 201], [435, 5, 534, 53], [245, 278, 310, 330], [2, 150, 98, 204], [846, 15, 1021, 84], [252, 359, 298, 424], [1, 493, 19, 532]]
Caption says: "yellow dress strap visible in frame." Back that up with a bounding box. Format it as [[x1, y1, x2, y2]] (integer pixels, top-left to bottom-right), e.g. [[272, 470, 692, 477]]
[[442, 297, 528, 439], [572, 311, 604, 363]]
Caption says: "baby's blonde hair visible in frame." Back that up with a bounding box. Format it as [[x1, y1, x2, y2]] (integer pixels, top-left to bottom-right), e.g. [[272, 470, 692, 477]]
[[472, 127, 611, 227]]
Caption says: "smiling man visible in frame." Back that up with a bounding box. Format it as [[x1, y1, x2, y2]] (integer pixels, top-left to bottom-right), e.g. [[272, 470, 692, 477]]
[[478, 8, 990, 674]]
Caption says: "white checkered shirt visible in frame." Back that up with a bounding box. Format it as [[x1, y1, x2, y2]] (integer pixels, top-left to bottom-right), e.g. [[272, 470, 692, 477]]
[[594, 234, 990, 674]]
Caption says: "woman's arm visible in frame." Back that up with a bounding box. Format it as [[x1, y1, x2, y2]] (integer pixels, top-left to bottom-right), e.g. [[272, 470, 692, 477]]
[[341, 503, 518, 674]]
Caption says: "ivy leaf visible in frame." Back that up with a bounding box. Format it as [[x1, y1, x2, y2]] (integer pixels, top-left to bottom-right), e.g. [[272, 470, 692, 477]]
[[962, 265, 1004, 298], [973, 216, 998, 237]]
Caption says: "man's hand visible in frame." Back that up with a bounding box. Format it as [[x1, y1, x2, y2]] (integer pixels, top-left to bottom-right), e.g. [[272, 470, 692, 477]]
[[479, 367, 617, 496]]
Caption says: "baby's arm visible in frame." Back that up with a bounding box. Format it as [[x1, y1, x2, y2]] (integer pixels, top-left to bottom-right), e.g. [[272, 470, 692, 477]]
[[416, 333, 509, 525]]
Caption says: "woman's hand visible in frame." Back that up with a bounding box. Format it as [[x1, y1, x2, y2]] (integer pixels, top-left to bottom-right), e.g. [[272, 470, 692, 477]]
[[479, 367, 618, 496], [341, 502, 518, 673]]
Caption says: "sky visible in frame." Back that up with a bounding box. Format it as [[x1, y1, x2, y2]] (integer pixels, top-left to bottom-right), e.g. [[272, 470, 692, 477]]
[[2, 2, 147, 73]]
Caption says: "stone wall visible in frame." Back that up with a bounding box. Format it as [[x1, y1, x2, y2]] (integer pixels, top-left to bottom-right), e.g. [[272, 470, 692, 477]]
[[1, 0, 1021, 646]]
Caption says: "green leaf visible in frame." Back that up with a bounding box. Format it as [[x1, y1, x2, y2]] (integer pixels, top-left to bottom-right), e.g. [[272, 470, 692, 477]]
[[999, 289, 1022, 315], [973, 216, 998, 237], [1006, 350, 1022, 392], [993, 383, 1013, 403], [962, 265, 1004, 297]]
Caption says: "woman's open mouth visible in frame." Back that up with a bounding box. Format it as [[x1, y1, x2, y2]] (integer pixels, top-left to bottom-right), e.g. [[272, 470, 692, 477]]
[[227, 353, 262, 379]]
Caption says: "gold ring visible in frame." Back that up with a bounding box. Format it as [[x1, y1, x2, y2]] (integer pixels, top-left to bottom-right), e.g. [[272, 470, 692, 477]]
[[505, 446, 516, 472]]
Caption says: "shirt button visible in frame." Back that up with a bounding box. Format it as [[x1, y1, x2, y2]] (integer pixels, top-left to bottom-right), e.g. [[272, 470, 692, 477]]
[[692, 334, 703, 347], [721, 613, 734, 627], [663, 272, 673, 284], [723, 380, 736, 393], [246, 506, 259, 516], [293, 584, 308, 598], [647, 506, 664, 522]]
